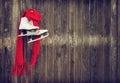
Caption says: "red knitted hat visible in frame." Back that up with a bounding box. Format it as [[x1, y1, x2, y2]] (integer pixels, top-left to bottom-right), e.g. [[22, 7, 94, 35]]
[[25, 9, 42, 21]]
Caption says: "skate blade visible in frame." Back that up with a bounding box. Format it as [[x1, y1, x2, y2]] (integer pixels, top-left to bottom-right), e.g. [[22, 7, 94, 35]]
[[18, 34, 26, 37], [18, 33, 33, 37], [18, 30, 48, 37], [35, 30, 48, 35], [18, 33, 34, 37], [27, 33, 49, 43]]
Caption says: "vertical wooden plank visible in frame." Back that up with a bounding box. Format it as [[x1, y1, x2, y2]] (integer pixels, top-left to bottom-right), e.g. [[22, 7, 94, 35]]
[[53, 0, 63, 82], [37, 1, 46, 83], [1, 0, 13, 83], [109, 0, 118, 82], [46, 1, 55, 83], [75, 0, 82, 82], [11, 0, 20, 83], [36, 0, 43, 82], [36, 0, 45, 82], [67, 1, 70, 82], [54, 1, 61, 82], [68, 1, 79, 82], [0, 0, 4, 83], [41, 1, 55, 83], [117, 0, 120, 82], [60, 0, 69, 83], [89, 0, 97, 82], [104, 0, 111, 82], [81, 0, 91, 82], [96, 0, 105, 82], [72, 1, 78, 82], [9, 0, 20, 83]]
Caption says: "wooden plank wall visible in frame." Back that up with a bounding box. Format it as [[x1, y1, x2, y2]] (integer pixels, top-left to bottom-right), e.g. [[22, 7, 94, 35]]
[[0, 0, 119, 83]]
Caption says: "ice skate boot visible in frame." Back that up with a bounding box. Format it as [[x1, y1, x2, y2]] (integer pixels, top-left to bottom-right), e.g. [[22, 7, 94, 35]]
[[18, 17, 39, 36], [19, 17, 39, 30]]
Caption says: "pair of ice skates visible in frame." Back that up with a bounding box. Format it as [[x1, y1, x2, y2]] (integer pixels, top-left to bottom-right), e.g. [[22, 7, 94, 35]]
[[18, 17, 49, 43]]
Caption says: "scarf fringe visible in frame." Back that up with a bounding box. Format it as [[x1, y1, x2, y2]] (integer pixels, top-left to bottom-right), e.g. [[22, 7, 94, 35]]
[[12, 63, 31, 76], [12, 63, 25, 76]]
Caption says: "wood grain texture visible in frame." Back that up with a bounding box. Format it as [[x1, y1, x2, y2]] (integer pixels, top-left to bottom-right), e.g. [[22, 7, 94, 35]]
[[0, 0, 119, 83]]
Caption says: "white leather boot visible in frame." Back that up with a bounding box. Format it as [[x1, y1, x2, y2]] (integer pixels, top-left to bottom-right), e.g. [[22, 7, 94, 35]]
[[19, 17, 39, 30]]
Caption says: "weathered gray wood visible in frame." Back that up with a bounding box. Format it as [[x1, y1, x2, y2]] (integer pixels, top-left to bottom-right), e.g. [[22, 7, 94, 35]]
[[81, 0, 91, 82], [0, 0, 119, 83], [103, 0, 111, 82], [117, 0, 120, 82], [109, 0, 118, 82], [95, 0, 105, 82]]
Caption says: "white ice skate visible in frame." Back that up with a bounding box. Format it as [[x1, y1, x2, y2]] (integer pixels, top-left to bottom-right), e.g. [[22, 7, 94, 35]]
[[18, 29, 48, 37], [19, 17, 39, 30], [28, 32, 49, 43]]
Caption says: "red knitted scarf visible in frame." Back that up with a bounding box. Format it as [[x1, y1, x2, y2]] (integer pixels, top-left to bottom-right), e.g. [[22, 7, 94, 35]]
[[12, 9, 42, 76]]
